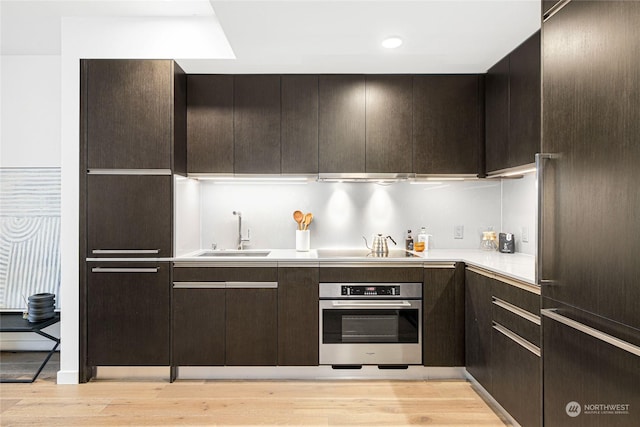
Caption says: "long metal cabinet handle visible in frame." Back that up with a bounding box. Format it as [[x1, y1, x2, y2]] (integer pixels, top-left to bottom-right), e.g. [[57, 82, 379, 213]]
[[91, 267, 159, 273], [87, 169, 172, 175], [542, 309, 640, 357], [492, 297, 541, 325], [536, 153, 555, 286], [492, 322, 541, 357], [92, 249, 160, 255], [225, 282, 278, 289], [331, 301, 412, 308], [173, 282, 225, 289]]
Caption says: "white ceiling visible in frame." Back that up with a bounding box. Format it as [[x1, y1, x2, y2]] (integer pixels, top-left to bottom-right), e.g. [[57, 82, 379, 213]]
[[1, 0, 541, 73]]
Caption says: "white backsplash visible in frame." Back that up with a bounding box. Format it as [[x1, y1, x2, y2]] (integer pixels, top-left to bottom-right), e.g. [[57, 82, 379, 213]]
[[501, 173, 537, 255], [175, 173, 537, 255]]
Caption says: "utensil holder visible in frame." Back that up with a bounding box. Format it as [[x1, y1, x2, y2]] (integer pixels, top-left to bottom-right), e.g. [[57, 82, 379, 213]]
[[296, 230, 310, 252]]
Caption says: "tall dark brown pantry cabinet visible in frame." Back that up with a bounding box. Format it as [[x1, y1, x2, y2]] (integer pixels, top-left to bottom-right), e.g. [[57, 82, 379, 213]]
[[541, 1, 640, 425], [80, 59, 183, 382]]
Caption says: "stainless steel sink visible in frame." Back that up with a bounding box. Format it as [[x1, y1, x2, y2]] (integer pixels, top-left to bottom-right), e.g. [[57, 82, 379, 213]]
[[197, 250, 270, 257]]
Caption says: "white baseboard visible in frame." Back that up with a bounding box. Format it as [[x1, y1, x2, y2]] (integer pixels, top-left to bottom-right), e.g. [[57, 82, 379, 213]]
[[56, 370, 79, 384]]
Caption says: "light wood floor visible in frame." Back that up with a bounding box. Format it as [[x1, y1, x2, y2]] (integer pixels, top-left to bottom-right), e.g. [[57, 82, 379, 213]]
[[1, 377, 508, 426]]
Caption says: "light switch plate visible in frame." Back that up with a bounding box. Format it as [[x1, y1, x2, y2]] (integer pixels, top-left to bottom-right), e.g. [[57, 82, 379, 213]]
[[454, 225, 464, 239], [522, 226, 529, 243]]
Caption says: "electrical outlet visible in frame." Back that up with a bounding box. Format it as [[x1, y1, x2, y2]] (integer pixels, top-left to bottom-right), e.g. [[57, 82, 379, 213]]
[[522, 226, 529, 243], [454, 225, 464, 239]]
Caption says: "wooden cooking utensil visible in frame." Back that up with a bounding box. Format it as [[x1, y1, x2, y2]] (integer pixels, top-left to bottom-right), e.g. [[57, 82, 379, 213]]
[[303, 212, 313, 230], [293, 210, 304, 230]]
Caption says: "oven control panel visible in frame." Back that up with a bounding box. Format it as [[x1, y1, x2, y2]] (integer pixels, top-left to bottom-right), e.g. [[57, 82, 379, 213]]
[[341, 285, 400, 296]]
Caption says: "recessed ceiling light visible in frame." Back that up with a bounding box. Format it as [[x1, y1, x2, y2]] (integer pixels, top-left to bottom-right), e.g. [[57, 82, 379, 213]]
[[381, 37, 403, 49]]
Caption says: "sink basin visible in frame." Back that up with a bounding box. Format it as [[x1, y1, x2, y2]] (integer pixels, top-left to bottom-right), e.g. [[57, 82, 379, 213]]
[[197, 250, 270, 258]]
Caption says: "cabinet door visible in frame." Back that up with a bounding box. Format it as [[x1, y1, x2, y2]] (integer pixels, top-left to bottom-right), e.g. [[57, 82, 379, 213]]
[[542, 0, 640, 328], [86, 60, 173, 170], [226, 287, 278, 366], [87, 174, 172, 258], [234, 75, 281, 174], [485, 56, 510, 173], [509, 31, 540, 167], [492, 326, 541, 427], [423, 264, 465, 366], [278, 267, 319, 366], [187, 75, 234, 173], [319, 75, 366, 173], [87, 262, 170, 366], [465, 269, 493, 392], [281, 75, 319, 174], [365, 75, 413, 173], [172, 287, 225, 366], [543, 305, 640, 427], [413, 75, 481, 175]]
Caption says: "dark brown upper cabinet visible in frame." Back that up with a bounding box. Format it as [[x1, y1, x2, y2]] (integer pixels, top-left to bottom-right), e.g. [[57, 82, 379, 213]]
[[485, 31, 541, 174], [508, 31, 541, 167], [413, 75, 482, 175], [84, 59, 186, 173], [485, 57, 510, 173], [318, 75, 366, 173], [365, 75, 413, 173], [234, 75, 281, 174], [187, 75, 234, 174], [281, 75, 319, 174]]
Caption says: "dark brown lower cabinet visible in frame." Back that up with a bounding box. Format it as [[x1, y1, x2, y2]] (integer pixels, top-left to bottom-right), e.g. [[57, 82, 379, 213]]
[[87, 262, 170, 366], [423, 263, 465, 366], [466, 267, 543, 426], [172, 286, 225, 366], [225, 286, 278, 366], [542, 304, 640, 427], [278, 267, 319, 366], [465, 269, 493, 392], [491, 326, 541, 427]]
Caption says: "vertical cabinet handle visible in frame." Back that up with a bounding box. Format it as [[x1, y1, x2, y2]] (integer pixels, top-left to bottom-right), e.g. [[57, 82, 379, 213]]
[[536, 153, 556, 285]]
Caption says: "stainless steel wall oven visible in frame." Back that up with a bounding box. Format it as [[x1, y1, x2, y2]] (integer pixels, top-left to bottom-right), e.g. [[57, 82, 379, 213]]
[[319, 282, 422, 366]]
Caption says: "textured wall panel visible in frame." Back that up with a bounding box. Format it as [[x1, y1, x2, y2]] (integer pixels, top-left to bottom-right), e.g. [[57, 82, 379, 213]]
[[0, 168, 60, 309]]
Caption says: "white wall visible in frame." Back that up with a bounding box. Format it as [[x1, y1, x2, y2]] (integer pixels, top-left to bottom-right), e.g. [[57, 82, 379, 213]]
[[0, 56, 61, 167]]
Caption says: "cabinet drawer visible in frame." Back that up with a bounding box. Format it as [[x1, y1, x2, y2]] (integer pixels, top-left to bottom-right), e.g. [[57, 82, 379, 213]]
[[319, 267, 423, 283], [173, 266, 277, 282], [492, 278, 540, 315], [87, 262, 170, 366], [492, 297, 541, 347]]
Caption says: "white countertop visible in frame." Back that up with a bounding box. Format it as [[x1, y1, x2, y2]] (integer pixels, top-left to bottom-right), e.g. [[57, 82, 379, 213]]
[[176, 248, 536, 285]]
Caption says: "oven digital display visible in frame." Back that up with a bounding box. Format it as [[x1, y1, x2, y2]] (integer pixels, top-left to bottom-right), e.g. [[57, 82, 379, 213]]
[[341, 285, 400, 296]]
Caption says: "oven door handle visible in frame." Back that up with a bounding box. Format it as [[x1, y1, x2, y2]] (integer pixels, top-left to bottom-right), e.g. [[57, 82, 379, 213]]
[[330, 301, 413, 308]]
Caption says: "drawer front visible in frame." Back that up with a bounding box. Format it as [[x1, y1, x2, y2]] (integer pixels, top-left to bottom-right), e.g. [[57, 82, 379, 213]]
[[492, 278, 540, 315], [319, 267, 423, 283], [492, 297, 541, 347], [173, 267, 277, 282]]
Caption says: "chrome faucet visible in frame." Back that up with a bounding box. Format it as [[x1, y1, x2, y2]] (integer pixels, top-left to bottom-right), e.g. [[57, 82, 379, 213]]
[[233, 211, 251, 250]]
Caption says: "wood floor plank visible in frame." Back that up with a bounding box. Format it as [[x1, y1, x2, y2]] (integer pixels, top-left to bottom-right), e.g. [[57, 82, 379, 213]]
[[0, 379, 508, 426]]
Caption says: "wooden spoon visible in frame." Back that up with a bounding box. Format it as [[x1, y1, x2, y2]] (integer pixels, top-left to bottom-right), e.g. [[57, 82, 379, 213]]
[[303, 212, 313, 230], [293, 210, 304, 230]]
